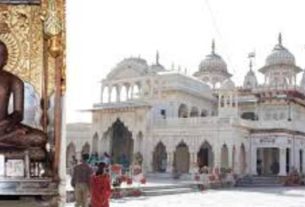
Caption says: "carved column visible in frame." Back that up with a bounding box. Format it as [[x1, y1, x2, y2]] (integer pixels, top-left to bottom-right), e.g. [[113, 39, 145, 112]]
[[116, 84, 121, 102], [250, 146, 257, 175], [101, 84, 104, 103], [279, 147, 287, 176], [108, 85, 112, 103]]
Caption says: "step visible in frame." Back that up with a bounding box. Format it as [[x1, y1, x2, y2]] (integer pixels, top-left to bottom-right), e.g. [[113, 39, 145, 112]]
[[142, 187, 197, 196]]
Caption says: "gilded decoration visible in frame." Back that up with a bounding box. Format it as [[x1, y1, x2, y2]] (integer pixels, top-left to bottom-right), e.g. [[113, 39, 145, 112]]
[[0, 4, 56, 96]]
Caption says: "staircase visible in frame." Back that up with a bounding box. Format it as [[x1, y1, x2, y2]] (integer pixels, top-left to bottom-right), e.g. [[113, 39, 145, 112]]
[[140, 183, 199, 196], [236, 176, 283, 187], [140, 173, 200, 196]]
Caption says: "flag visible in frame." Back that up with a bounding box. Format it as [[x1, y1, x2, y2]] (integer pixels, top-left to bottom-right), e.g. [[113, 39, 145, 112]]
[[248, 51, 255, 58]]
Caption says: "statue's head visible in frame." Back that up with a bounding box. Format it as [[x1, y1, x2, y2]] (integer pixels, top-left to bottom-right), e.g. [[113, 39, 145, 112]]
[[0, 40, 8, 70]]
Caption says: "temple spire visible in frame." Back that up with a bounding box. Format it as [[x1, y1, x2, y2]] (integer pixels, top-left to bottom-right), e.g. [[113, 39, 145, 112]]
[[211, 39, 215, 54], [156, 50, 159, 65], [248, 51, 255, 72], [278, 32, 282, 46]]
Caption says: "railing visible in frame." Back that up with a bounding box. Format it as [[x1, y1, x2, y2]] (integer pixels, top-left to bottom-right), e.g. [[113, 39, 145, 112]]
[[153, 117, 229, 129], [153, 116, 305, 133]]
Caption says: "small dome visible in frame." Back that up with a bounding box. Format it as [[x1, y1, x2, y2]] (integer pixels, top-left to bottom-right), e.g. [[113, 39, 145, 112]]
[[150, 63, 165, 72], [221, 78, 235, 90], [197, 40, 231, 76], [199, 53, 228, 73], [265, 33, 295, 66], [107, 57, 149, 79], [115, 57, 149, 72]]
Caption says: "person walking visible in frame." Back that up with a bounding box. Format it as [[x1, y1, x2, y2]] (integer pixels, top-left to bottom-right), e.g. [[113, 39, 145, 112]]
[[71, 154, 93, 207], [90, 162, 112, 207]]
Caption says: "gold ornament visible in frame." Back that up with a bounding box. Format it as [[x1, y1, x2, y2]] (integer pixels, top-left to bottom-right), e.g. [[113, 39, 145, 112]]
[[43, 0, 62, 37]]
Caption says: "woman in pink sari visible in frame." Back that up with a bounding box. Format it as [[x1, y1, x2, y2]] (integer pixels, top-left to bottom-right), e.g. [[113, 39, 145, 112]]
[[90, 162, 111, 207]]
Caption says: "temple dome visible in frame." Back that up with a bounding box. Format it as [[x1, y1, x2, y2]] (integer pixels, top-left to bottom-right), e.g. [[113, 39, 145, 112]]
[[149, 51, 166, 73], [221, 78, 235, 90], [265, 33, 295, 66], [199, 53, 228, 73], [115, 57, 149, 72], [150, 63, 165, 72], [106, 57, 149, 80], [196, 40, 231, 77]]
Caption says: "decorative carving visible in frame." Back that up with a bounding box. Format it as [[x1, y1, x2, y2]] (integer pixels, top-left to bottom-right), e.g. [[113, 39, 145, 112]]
[[0, 5, 56, 96]]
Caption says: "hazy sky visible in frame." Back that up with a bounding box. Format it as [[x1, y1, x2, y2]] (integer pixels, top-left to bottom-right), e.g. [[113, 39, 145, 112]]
[[66, 0, 305, 123]]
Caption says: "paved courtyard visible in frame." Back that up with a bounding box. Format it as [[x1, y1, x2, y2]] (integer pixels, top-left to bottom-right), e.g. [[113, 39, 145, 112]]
[[66, 187, 305, 207]]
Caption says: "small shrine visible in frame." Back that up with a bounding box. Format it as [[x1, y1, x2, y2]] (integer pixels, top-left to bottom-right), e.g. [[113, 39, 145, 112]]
[[0, 0, 65, 205]]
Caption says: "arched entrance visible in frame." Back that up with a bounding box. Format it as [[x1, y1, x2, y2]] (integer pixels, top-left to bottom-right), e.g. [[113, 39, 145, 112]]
[[178, 104, 188, 118], [66, 142, 76, 174], [82, 142, 90, 156], [256, 148, 279, 175], [197, 141, 213, 168], [109, 119, 134, 168], [174, 142, 190, 173], [240, 144, 246, 174], [221, 144, 229, 169], [153, 142, 167, 172]]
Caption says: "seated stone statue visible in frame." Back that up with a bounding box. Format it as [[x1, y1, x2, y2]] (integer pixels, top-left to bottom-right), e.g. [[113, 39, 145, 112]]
[[0, 40, 47, 161]]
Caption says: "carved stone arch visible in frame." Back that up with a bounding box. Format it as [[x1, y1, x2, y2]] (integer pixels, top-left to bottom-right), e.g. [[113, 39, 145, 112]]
[[82, 142, 90, 156], [178, 104, 188, 118], [105, 119, 134, 167], [174, 141, 190, 173], [197, 140, 214, 168], [153, 141, 167, 172]]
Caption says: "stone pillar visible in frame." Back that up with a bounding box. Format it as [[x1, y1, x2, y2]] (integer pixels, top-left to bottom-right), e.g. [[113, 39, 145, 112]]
[[166, 151, 174, 173], [130, 83, 134, 99], [101, 85, 104, 103], [116, 85, 121, 102], [228, 146, 233, 170], [108, 85, 112, 103], [250, 146, 257, 175], [234, 147, 239, 174], [279, 148, 287, 176], [213, 147, 221, 169]]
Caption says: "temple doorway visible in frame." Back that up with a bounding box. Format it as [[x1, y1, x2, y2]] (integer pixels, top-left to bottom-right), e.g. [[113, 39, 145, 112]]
[[153, 142, 167, 172], [174, 142, 190, 173], [197, 141, 213, 168], [256, 148, 279, 175], [66, 142, 76, 175], [240, 144, 246, 174], [109, 119, 134, 168]]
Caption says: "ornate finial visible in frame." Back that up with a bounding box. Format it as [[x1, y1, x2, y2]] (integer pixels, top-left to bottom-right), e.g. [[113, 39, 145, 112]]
[[278, 32, 282, 45], [249, 59, 253, 71], [44, 0, 62, 37], [156, 50, 159, 65], [248, 51, 255, 72], [211, 39, 215, 54]]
